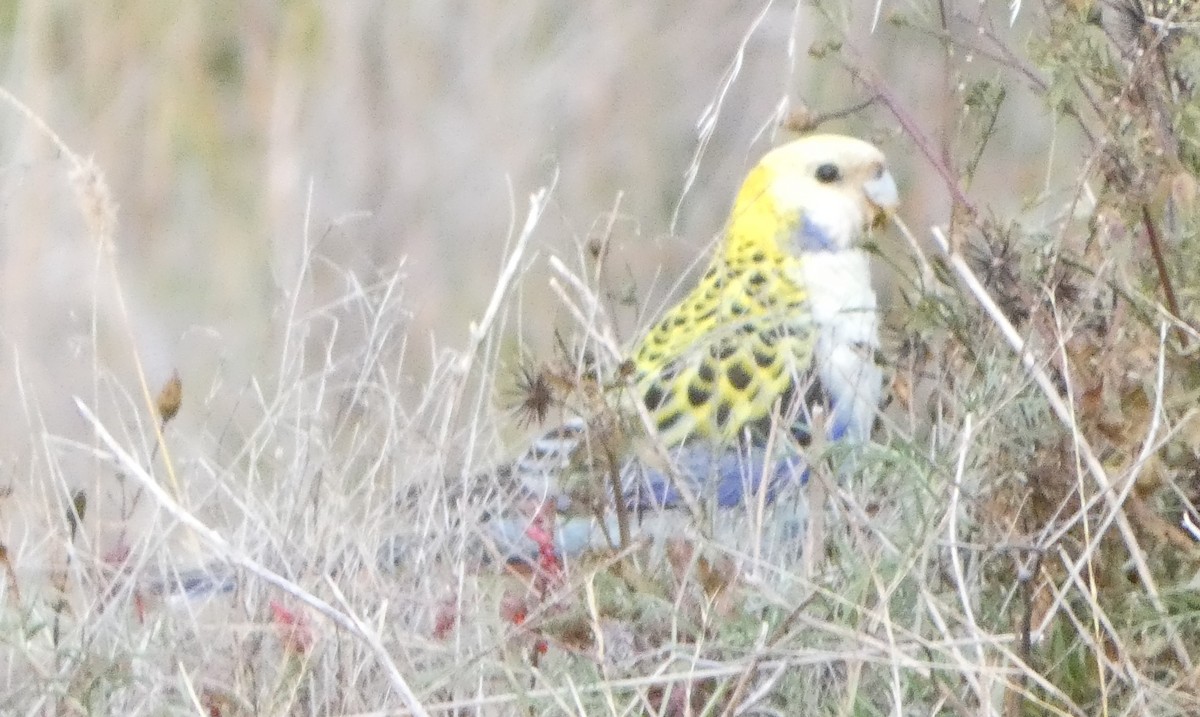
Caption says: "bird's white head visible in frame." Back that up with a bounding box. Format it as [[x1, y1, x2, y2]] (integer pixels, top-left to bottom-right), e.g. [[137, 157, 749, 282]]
[[737, 134, 898, 254]]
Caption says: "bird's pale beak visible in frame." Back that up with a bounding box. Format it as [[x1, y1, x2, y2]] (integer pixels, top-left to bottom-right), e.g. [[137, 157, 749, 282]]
[[863, 170, 898, 230], [865, 169, 899, 216]]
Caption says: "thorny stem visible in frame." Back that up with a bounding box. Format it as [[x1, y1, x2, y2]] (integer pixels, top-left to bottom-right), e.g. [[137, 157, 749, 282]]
[[1140, 204, 1183, 338], [606, 447, 631, 551]]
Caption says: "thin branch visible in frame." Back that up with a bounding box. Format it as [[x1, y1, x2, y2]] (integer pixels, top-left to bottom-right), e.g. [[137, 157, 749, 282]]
[[1140, 204, 1183, 335], [456, 183, 553, 376], [846, 66, 978, 220], [948, 414, 987, 687]]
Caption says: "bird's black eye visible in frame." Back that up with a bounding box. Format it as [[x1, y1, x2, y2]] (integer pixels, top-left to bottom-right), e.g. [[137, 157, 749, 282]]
[[815, 163, 841, 183]]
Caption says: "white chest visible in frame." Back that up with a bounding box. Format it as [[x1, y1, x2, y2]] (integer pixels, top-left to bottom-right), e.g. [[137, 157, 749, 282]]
[[798, 250, 877, 343], [795, 250, 881, 442]]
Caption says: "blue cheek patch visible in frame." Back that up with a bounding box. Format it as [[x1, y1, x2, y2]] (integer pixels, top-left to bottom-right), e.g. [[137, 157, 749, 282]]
[[796, 214, 837, 252]]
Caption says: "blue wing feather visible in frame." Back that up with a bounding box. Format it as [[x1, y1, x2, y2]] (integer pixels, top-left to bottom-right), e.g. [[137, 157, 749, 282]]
[[623, 443, 808, 510]]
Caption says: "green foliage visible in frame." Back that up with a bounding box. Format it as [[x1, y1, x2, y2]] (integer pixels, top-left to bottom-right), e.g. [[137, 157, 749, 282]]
[[3, 0, 1200, 714]]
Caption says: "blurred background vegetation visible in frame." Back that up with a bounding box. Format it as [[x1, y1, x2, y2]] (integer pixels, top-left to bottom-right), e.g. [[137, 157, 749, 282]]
[[1, 0, 1199, 713], [0, 0, 1050, 456]]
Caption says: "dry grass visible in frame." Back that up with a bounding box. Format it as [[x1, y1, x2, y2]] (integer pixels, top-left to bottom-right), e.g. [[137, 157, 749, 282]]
[[1, 0, 1199, 714]]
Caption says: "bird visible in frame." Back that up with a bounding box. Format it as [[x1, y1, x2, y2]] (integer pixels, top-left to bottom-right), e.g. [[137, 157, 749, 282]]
[[490, 134, 899, 560]]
